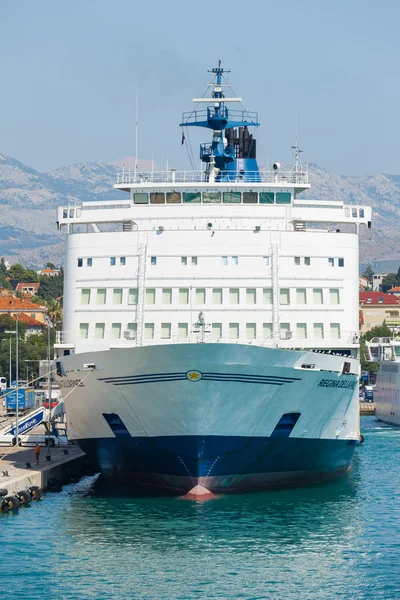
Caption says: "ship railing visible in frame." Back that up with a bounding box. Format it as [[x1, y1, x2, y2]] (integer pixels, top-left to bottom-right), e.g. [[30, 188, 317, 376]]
[[181, 108, 259, 126], [115, 169, 309, 186]]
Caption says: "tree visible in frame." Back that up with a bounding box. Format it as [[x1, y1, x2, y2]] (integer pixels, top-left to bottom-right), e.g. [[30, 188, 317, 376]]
[[7, 264, 39, 285], [381, 273, 397, 293], [362, 265, 374, 287], [37, 270, 63, 303], [45, 262, 56, 269], [0, 257, 7, 276], [0, 314, 27, 339], [46, 300, 63, 327]]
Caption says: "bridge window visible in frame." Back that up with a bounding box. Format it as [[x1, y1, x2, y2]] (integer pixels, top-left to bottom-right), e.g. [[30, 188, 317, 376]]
[[330, 323, 341, 339], [146, 289, 156, 304], [328, 258, 334, 266], [359, 208, 365, 218], [229, 288, 239, 304], [246, 289, 256, 305], [95, 323, 105, 339], [212, 288, 223, 304], [126, 323, 137, 339], [304, 257, 311, 265], [195, 288, 206, 304], [87, 258, 93, 267], [181, 256, 187, 265], [110, 257, 116, 266], [97, 289, 107, 305], [280, 289, 290, 305], [120, 257, 126, 266], [259, 192, 274, 204], [111, 323, 121, 339], [128, 288, 138, 304], [191, 256, 198, 265], [113, 289, 123, 305], [223, 191, 241, 203], [203, 191, 221, 203], [178, 323, 188, 339], [179, 288, 189, 304], [313, 288, 323, 304], [150, 256, 157, 266], [144, 323, 154, 339], [162, 289, 172, 305], [80, 289, 91, 305], [222, 256, 228, 266], [280, 323, 291, 339], [314, 323, 324, 339], [296, 323, 307, 339], [246, 323, 256, 339], [79, 323, 89, 339], [243, 192, 257, 204], [183, 192, 201, 203], [134, 193, 148, 204], [296, 289, 307, 304], [263, 288, 273, 304], [263, 323, 273, 338], [161, 323, 171, 339], [150, 192, 165, 204], [212, 323, 222, 339], [229, 323, 239, 339], [77, 258, 83, 267], [232, 256, 238, 265], [329, 289, 340, 304], [338, 258, 345, 267], [276, 192, 291, 204], [166, 192, 181, 204]]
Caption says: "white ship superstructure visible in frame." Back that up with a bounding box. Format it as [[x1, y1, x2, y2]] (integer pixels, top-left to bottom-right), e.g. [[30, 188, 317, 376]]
[[366, 338, 400, 425], [54, 63, 372, 494]]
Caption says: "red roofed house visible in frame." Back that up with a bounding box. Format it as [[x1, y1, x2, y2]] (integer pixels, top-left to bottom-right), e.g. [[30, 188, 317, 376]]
[[359, 291, 400, 334], [16, 313, 46, 336], [15, 282, 40, 297], [387, 286, 400, 298], [0, 296, 47, 336], [40, 267, 61, 277]]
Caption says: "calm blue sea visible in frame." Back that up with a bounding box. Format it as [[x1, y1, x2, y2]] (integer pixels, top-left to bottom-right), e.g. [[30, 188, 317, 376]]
[[1, 417, 399, 600]]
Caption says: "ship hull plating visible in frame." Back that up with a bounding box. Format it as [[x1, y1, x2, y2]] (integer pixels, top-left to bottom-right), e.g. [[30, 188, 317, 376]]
[[56, 343, 360, 494]]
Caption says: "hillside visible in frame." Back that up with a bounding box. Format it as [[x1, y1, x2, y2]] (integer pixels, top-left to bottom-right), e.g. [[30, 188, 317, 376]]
[[0, 152, 399, 270]]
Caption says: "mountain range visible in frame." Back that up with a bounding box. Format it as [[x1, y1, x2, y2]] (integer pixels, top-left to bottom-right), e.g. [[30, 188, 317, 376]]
[[0, 151, 399, 272]]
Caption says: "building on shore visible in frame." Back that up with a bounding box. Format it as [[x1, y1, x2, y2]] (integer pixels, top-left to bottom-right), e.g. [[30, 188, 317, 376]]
[[372, 273, 387, 291], [359, 291, 400, 334]]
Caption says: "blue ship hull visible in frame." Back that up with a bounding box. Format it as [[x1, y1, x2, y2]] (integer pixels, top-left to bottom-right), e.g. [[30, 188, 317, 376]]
[[78, 435, 357, 494]]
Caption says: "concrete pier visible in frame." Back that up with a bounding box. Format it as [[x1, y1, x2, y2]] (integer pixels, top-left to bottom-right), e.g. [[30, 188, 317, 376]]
[[0, 445, 86, 495], [360, 402, 375, 416]]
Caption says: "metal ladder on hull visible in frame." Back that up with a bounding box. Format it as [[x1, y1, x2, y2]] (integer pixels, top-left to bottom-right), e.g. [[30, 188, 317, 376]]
[[136, 233, 148, 346]]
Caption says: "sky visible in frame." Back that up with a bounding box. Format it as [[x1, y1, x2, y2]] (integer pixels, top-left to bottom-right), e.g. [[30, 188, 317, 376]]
[[1, 0, 400, 176]]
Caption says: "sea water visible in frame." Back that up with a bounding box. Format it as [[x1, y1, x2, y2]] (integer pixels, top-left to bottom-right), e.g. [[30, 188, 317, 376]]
[[1, 417, 399, 600]]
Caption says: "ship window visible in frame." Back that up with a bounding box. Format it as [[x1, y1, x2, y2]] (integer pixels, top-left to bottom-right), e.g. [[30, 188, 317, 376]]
[[95, 323, 105, 339], [87, 258, 93, 267], [276, 192, 291, 204], [280, 289, 290, 305], [112, 289, 123, 305], [352, 208, 357, 218], [96, 289, 107, 305], [232, 256, 239, 265], [63, 209, 68, 218], [181, 257, 187, 265], [128, 288, 138, 305], [263, 288, 273, 305], [243, 192, 257, 204], [120, 257, 126, 266], [110, 257, 116, 266], [330, 323, 341, 339], [166, 192, 181, 204], [134, 193, 148, 204], [111, 323, 122, 339], [223, 191, 241, 203], [314, 323, 324, 339], [313, 288, 323, 304], [229, 288, 239, 304], [280, 323, 291, 339], [77, 258, 83, 268], [203, 192, 221, 203], [304, 257, 311, 266], [296, 289, 306, 304], [246, 323, 257, 339], [328, 258, 334, 266], [191, 256, 198, 265], [246, 288, 256, 305], [162, 288, 172, 305], [222, 256, 228, 266], [345, 207, 350, 217], [79, 323, 89, 339], [69, 208, 74, 218], [80, 289, 91, 305], [195, 288, 206, 304], [150, 257, 157, 266], [144, 323, 154, 339], [161, 323, 171, 339], [229, 323, 239, 339], [294, 257, 300, 265], [183, 192, 201, 203], [296, 323, 307, 339], [259, 192, 274, 204], [329, 289, 340, 305], [146, 289, 155, 304], [263, 256, 270, 265], [263, 323, 273, 339], [212, 323, 222, 339], [126, 323, 137, 339], [177, 323, 188, 339], [339, 258, 345, 267], [179, 288, 189, 304], [150, 192, 165, 204], [212, 288, 223, 304], [359, 208, 365, 218]]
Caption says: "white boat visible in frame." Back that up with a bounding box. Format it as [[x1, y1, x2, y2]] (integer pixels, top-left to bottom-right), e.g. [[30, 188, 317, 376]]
[[54, 62, 372, 494], [366, 337, 400, 425]]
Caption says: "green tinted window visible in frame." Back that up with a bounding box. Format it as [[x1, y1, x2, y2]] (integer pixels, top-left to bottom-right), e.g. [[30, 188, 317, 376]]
[[166, 192, 181, 204], [259, 192, 274, 204], [134, 193, 148, 204], [276, 192, 291, 204], [150, 193, 165, 204], [203, 192, 221, 203], [223, 191, 241, 203], [243, 192, 257, 203], [183, 192, 201, 203]]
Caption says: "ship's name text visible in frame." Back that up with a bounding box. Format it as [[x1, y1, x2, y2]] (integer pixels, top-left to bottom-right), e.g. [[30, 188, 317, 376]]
[[58, 379, 85, 388], [318, 379, 356, 390]]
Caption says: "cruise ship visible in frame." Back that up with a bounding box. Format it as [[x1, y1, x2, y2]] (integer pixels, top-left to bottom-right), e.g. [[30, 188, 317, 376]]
[[54, 63, 372, 495], [366, 337, 400, 425]]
